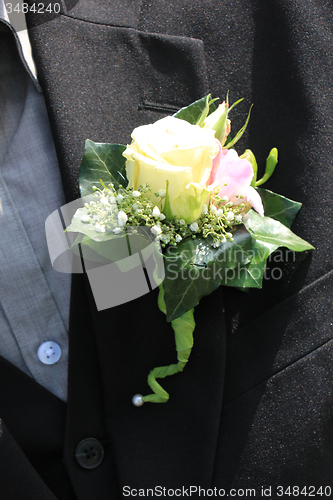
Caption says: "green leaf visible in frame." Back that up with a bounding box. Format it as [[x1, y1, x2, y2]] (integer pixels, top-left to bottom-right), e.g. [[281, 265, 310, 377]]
[[223, 238, 278, 289], [173, 95, 217, 126], [225, 104, 253, 149], [245, 210, 314, 252], [256, 148, 278, 186], [79, 140, 127, 197], [162, 226, 253, 321], [257, 188, 302, 228]]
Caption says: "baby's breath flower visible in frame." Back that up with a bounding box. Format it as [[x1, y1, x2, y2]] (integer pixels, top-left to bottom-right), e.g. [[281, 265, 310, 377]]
[[235, 214, 243, 223], [210, 205, 217, 214], [179, 219, 186, 226], [158, 189, 166, 198], [110, 197, 117, 204], [175, 234, 182, 243], [117, 194, 124, 202], [113, 227, 122, 234], [159, 213, 166, 221], [189, 222, 199, 232], [152, 206, 161, 217], [221, 196, 229, 203], [81, 215, 90, 223], [100, 197, 109, 206], [161, 234, 171, 244], [202, 204, 208, 215], [118, 211, 128, 226], [216, 209, 224, 217], [95, 224, 105, 233], [132, 190, 141, 197], [226, 212, 235, 222], [151, 225, 162, 235]]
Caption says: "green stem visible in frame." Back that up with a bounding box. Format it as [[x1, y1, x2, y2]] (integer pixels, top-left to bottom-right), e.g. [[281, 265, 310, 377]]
[[142, 285, 195, 403]]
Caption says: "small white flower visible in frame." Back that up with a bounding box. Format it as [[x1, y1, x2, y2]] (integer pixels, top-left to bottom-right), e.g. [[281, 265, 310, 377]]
[[159, 213, 166, 221], [152, 206, 161, 217], [118, 211, 128, 226], [179, 219, 186, 226], [100, 197, 109, 206], [226, 211, 235, 222], [151, 225, 162, 235], [113, 227, 122, 234], [190, 222, 199, 232], [221, 196, 229, 203], [81, 215, 90, 223], [117, 194, 124, 202], [216, 209, 224, 217], [242, 213, 250, 223], [90, 201, 96, 206], [95, 223, 105, 233], [161, 234, 171, 244], [210, 205, 217, 214], [132, 203, 139, 210], [175, 234, 182, 243], [202, 204, 208, 215], [235, 214, 243, 223], [212, 240, 220, 248], [158, 189, 166, 198], [132, 190, 141, 197], [110, 196, 117, 204]]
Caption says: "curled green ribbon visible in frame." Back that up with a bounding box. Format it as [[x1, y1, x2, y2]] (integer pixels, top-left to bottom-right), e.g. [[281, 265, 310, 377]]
[[142, 285, 195, 403]]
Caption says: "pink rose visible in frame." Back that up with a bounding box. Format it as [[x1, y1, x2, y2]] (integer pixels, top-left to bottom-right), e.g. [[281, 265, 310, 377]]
[[207, 144, 264, 216]]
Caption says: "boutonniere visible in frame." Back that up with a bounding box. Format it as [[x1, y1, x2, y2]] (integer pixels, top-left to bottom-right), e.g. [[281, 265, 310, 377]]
[[66, 95, 314, 405]]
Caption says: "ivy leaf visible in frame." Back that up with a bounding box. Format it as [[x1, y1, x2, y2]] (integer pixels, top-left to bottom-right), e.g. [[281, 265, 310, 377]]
[[245, 210, 314, 251], [173, 95, 217, 126], [257, 188, 302, 228], [223, 239, 278, 289], [79, 140, 127, 197], [162, 226, 253, 321]]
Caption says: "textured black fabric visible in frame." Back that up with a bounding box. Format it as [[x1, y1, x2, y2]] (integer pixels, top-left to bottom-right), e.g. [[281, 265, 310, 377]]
[[0, 357, 76, 499], [0, 1, 330, 498]]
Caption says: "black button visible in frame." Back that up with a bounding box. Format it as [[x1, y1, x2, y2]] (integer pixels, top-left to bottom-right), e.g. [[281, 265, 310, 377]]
[[75, 438, 104, 469]]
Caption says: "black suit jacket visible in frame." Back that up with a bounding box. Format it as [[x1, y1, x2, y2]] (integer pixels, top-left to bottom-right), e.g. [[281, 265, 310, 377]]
[[1, 1, 332, 498]]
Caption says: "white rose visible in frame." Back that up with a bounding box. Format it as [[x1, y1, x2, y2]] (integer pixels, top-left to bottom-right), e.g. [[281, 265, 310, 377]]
[[123, 116, 219, 222]]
